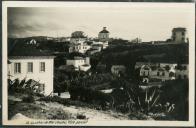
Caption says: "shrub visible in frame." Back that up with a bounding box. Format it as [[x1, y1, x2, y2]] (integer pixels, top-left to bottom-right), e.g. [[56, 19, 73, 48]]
[[47, 108, 70, 120], [159, 79, 188, 120], [68, 86, 111, 109], [136, 88, 160, 114], [39, 96, 68, 105], [22, 94, 35, 103], [76, 113, 86, 119], [8, 78, 44, 96]]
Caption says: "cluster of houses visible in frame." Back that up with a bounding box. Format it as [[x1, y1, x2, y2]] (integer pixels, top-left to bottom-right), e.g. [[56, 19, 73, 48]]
[[7, 27, 110, 95], [135, 62, 188, 83], [69, 27, 109, 54], [7, 27, 189, 95], [64, 27, 110, 72], [110, 61, 189, 83]]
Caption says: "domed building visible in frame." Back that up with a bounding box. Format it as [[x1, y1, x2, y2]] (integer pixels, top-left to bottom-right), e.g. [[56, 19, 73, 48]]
[[69, 31, 91, 53], [70, 31, 87, 44], [98, 27, 109, 42]]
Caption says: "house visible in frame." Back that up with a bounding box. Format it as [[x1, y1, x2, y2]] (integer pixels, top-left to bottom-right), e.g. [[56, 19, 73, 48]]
[[66, 55, 91, 72], [111, 65, 126, 76], [171, 27, 187, 43], [135, 62, 188, 82], [8, 39, 55, 95]]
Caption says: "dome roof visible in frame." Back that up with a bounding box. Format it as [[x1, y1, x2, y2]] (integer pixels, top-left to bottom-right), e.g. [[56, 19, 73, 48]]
[[71, 31, 87, 38], [99, 27, 109, 33]]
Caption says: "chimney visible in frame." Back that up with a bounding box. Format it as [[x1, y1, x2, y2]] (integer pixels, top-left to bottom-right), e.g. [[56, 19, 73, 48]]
[[103, 27, 106, 30]]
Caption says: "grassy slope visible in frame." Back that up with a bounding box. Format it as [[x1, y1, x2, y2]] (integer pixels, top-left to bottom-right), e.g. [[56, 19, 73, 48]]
[[8, 93, 136, 120]]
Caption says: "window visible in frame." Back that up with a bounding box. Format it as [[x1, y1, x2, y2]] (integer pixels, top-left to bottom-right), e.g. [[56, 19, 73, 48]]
[[27, 62, 33, 73], [38, 84, 45, 93], [182, 32, 185, 36], [182, 37, 185, 41], [143, 72, 145, 76], [14, 63, 21, 73], [40, 62, 45, 72], [157, 72, 160, 76], [162, 72, 165, 76]]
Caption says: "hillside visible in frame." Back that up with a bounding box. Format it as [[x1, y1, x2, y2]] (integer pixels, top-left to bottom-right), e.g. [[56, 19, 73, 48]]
[[8, 92, 154, 121]]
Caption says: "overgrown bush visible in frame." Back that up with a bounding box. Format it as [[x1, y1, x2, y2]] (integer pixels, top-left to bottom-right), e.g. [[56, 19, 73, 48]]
[[46, 108, 70, 120], [76, 113, 86, 119], [22, 94, 35, 103], [159, 79, 188, 120], [68, 86, 111, 110], [8, 78, 45, 97], [39, 96, 68, 105]]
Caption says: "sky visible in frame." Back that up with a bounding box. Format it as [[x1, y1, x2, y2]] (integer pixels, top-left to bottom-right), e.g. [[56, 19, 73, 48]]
[[7, 3, 194, 42]]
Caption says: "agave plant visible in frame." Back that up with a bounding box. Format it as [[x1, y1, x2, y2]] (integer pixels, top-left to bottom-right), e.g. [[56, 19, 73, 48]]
[[137, 88, 160, 114]]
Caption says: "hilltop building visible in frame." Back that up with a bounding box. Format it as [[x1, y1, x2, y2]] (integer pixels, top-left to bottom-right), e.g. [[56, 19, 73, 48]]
[[69, 31, 91, 53], [171, 27, 187, 43], [98, 27, 110, 42], [70, 31, 87, 44], [8, 39, 55, 95]]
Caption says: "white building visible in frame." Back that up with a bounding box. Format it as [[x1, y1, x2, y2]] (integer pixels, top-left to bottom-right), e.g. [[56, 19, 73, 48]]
[[171, 27, 187, 43], [8, 40, 55, 95], [66, 56, 91, 72]]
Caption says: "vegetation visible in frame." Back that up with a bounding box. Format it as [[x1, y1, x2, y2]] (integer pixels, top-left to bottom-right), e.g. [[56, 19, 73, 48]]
[[159, 79, 189, 120], [8, 38, 189, 121]]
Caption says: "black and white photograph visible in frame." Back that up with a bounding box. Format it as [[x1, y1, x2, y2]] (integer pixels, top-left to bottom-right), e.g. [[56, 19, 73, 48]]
[[2, 1, 195, 126]]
